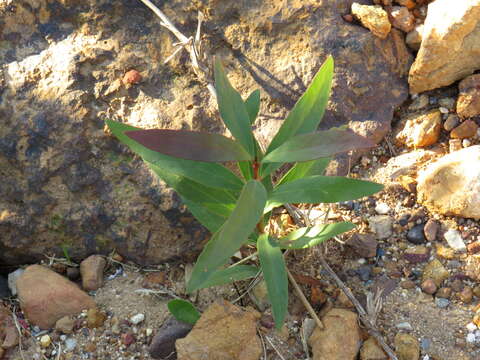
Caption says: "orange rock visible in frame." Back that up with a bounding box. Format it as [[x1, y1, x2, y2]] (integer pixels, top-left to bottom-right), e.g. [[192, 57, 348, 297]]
[[17, 265, 95, 329], [450, 120, 478, 139], [122, 69, 142, 85]]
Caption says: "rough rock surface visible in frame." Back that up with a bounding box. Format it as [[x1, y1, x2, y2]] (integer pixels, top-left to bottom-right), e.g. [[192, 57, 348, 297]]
[[395, 110, 442, 148], [308, 308, 361, 360], [175, 300, 261, 360], [351, 3, 391, 39], [80, 255, 106, 291], [149, 317, 193, 359], [457, 74, 480, 118], [16, 265, 95, 329], [417, 145, 480, 219], [0, 0, 410, 265], [409, 0, 480, 93], [360, 337, 388, 360], [394, 333, 419, 360], [390, 6, 415, 33]]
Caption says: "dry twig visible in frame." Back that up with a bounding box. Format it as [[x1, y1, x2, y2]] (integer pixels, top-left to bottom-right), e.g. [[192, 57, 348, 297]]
[[137, 0, 216, 98]]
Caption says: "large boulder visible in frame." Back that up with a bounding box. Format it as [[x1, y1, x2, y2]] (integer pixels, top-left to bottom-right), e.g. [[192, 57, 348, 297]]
[[409, 0, 480, 93], [0, 0, 409, 265], [417, 145, 480, 219]]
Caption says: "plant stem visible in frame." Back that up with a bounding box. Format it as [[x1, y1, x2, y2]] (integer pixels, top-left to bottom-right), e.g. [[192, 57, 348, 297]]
[[286, 268, 324, 330]]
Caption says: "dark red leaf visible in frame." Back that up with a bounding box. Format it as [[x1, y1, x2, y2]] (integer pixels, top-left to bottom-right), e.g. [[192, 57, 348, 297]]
[[125, 129, 253, 162]]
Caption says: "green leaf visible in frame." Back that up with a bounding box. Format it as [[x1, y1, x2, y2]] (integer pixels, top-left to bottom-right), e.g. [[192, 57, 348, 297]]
[[262, 128, 375, 163], [277, 157, 331, 185], [214, 59, 255, 156], [193, 265, 259, 289], [167, 299, 201, 325], [278, 222, 355, 249], [148, 162, 236, 232], [257, 234, 288, 329], [245, 90, 261, 124], [106, 120, 243, 191], [126, 129, 253, 162], [262, 56, 334, 176], [266, 176, 383, 212], [187, 180, 267, 292]]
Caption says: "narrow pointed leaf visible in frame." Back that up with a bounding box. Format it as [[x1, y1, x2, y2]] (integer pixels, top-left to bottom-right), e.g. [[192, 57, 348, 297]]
[[106, 120, 243, 191], [193, 265, 259, 289], [277, 157, 331, 185], [214, 59, 255, 156], [263, 128, 375, 163], [278, 222, 355, 249], [125, 129, 252, 162], [257, 234, 288, 329], [262, 56, 334, 175], [187, 180, 267, 292], [167, 299, 201, 325], [238, 161, 254, 181], [148, 162, 236, 232], [266, 176, 383, 211], [245, 89, 261, 124]]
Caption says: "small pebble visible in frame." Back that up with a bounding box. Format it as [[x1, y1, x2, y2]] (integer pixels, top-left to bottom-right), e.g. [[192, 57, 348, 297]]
[[444, 229, 467, 252], [435, 298, 450, 308], [65, 338, 77, 352], [467, 333, 476, 343], [421, 279, 437, 295], [130, 313, 145, 325], [439, 107, 449, 114], [375, 202, 390, 215], [396, 322, 413, 331], [420, 338, 431, 351], [467, 323, 477, 332], [40, 335, 51, 348], [122, 69, 142, 85], [407, 224, 426, 244]]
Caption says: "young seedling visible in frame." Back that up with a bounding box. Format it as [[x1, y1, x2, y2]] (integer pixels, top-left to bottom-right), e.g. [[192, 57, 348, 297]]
[[106, 56, 383, 328]]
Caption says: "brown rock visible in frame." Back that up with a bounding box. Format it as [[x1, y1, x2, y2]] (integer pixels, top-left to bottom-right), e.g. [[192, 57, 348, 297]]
[[450, 120, 479, 139], [80, 255, 106, 292], [308, 308, 361, 360], [337, 290, 355, 308], [142, 272, 169, 289], [395, 110, 442, 148], [423, 219, 438, 242], [122, 70, 142, 85], [176, 300, 261, 360], [390, 6, 415, 33], [401, 280, 416, 290], [466, 255, 480, 281], [360, 337, 388, 360], [86, 308, 106, 329], [422, 259, 449, 287], [409, 0, 480, 93], [406, 24, 424, 51], [420, 279, 437, 295], [451, 279, 464, 292], [0, 347, 4, 359], [468, 242, 480, 254], [459, 286, 473, 304], [16, 265, 95, 329], [436, 287, 452, 299], [473, 285, 480, 298], [403, 246, 430, 263], [457, 74, 480, 118], [55, 316, 75, 334], [311, 286, 328, 306], [395, 333, 419, 360], [436, 244, 456, 260], [443, 114, 460, 132], [0, 305, 18, 349], [417, 146, 480, 219], [346, 233, 378, 258], [395, 0, 416, 9], [351, 3, 391, 39]]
